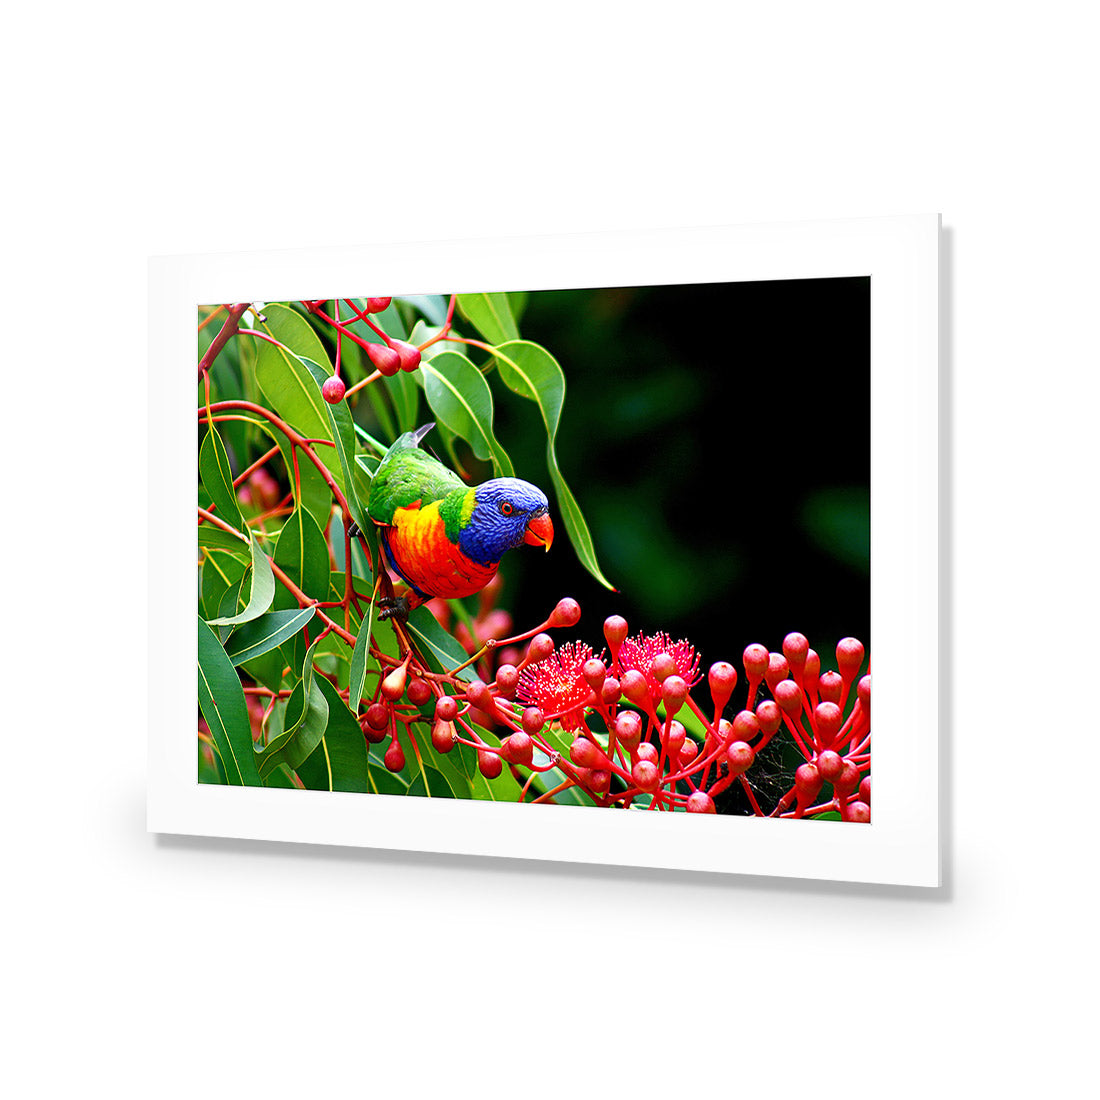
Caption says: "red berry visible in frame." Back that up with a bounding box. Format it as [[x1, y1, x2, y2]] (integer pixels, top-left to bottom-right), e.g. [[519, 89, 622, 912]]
[[726, 741, 754, 777], [503, 731, 534, 766], [708, 661, 737, 713], [816, 749, 844, 782], [321, 375, 346, 404], [843, 799, 871, 823], [765, 653, 790, 691], [661, 675, 688, 715], [435, 695, 458, 722], [634, 741, 658, 765], [859, 775, 871, 805], [381, 662, 408, 702], [743, 643, 769, 680], [755, 700, 782, 737], [632, 760, 660, 792], [384, 739, 405, 772], [686, 791, 716, 813], [391, 339, 421, 372], [521, 706, 545, 734], [678, 738, 699, 765], [366, 296, 392, 313], [548, 597, 581, 628], [431, 719, 456, 754], [494, 664, 519, 698], [818, 671, 843, 705], [407, 678, 432, 706], [837, 637, 866, 683], [366, 341, 401, 376], [814, 701, 843, 747], [525, 633, 554, 664], [478, 749, 503, 779], [614, 710, 643, 752]]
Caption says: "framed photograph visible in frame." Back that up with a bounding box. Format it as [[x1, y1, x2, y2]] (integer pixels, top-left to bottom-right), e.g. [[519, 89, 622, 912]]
[[149, 215, 940, 886]]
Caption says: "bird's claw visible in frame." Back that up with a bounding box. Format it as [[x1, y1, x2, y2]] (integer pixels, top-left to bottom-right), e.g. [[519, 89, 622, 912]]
[[378, 595, 411, 622]]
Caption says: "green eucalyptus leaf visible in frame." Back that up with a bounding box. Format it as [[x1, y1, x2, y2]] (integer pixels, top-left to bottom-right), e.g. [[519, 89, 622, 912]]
[[206, 533, 276, 626], [490, 340, 615, 591], [226, 607, 316, 666], [296, 677, 371, 793], [256, 638, 329, 778], [198, 617, 263, 785], [419, 351, 514, 475], [199, 425, 245, 530], [457, 292, 519, 344]]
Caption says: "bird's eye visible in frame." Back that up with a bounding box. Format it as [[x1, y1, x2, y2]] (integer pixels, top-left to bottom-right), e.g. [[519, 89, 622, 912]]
[[500, 501, 514, 516]]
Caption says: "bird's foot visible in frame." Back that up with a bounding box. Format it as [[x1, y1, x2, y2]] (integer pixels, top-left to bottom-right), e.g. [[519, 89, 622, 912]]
[[346, 520, 361, 539], [378, 595, 412, 622]]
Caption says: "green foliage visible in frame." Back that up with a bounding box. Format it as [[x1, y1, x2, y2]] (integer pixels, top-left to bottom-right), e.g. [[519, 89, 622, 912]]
[[197, 295, 612, 798]]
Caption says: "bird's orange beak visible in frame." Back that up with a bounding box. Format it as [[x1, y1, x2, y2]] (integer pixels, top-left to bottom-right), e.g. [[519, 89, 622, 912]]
[[523, 511, 554, 551]]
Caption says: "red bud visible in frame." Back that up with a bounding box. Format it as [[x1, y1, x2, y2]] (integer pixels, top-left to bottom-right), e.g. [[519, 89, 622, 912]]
[[525, 633, 554, 664], [816, 750, 844, 782], [765, 653, 790, 691], [818, 671, 843, 705], [502, 732, 534, 766], [434, 696, 458, 722], [661, 675, 688, 715], [321, 375, 346, 404], [837, 637, 866, 684], [620, 669, 650, 705], [549, 597, 581, 627], [755, 700, 782, 737], [726, 741, 755, 777], [603, 615, 629, 663], [478, 749, 503, 779], [384, 739, 405, 772], [391, 339, 421, 372], [614, 710, 643, 752], [782, 632, 809, 679], [743, 643, 769, 680], [814, 701, 843, 747], [366, 341, 401, 377], [708, 661, 737, 713], [686, 791, 716, 813], [431, 720, 456, 754], [632, 760, 660, 792]]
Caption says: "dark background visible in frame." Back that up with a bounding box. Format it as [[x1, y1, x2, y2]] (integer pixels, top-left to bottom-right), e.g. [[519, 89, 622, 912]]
[[482, 277, 870, 678]]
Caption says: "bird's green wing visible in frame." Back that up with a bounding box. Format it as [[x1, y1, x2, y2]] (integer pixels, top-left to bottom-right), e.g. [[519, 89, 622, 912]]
[[366, 423, 465, 524]]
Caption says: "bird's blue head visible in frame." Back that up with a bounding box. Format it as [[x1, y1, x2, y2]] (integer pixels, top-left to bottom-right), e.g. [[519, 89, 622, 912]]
[[458, 478, 554, 565]]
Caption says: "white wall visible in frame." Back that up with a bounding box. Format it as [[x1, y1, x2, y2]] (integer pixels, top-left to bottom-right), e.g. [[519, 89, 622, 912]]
[[7, 3, 1095, 1097]]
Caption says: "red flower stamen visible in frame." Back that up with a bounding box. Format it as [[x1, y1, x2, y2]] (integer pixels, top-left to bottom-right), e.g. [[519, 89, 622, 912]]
[[615, 630, 701, 699], [517, 641, 603, 732]]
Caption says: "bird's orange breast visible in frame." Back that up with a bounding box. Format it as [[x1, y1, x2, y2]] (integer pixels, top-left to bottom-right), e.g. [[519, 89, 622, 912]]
[[383, 501, 499, 599]]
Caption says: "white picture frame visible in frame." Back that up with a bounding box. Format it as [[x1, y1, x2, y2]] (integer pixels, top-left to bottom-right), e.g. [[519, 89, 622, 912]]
[[150, 214, 940, 887]]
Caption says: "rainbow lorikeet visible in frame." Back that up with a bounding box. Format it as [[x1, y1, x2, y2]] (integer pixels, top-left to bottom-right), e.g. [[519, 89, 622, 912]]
[[365, 423, 554, 620]]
